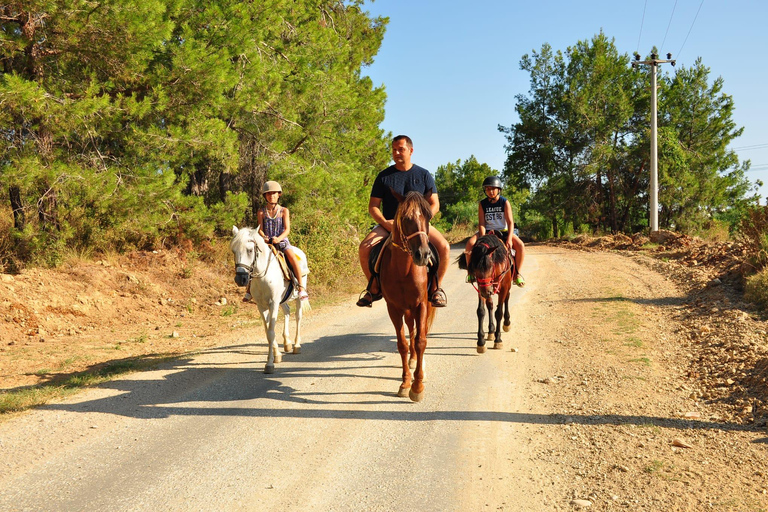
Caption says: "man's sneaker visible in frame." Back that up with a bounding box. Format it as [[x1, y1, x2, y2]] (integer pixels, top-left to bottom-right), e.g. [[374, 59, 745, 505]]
[[299, 289, 309, 300], [514, 273, 525, 287]]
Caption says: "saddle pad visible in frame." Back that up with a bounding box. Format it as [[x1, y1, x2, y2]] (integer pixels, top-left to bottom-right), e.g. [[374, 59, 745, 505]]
[[269, 245, 293, 282]]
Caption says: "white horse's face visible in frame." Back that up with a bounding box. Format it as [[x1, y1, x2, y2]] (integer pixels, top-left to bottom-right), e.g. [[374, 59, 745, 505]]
[[230, 226, 265, 287]]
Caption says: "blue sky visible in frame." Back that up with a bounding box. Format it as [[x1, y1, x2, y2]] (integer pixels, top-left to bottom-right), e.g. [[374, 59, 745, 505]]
[[361, 0, 768, 201]]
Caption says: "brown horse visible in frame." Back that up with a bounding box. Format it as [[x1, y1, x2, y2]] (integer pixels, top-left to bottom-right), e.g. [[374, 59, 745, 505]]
[[379, 191, 437, 402], [458, 233, 513, 353]]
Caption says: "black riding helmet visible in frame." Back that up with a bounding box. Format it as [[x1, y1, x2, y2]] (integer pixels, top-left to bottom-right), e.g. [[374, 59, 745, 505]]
[[482, 176, 502, 189]]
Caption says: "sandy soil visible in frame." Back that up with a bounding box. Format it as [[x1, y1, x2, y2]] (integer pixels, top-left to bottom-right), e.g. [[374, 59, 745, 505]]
[[1, 240, 768, 510]]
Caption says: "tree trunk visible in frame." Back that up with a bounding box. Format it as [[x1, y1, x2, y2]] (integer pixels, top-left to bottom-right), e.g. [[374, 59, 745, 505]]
[[37, 186, 59, 231], [9, 185, 25, 230]]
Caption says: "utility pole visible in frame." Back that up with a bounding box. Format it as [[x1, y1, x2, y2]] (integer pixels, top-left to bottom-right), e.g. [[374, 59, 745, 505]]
[[632, 52, 675, 233]]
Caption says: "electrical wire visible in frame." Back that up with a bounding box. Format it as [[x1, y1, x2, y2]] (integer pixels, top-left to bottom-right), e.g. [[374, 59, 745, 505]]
[[661, 0, 678, 51], [733, 143, 768, 151], [677, 0, 705, 59], [636, 0, 648, 55]]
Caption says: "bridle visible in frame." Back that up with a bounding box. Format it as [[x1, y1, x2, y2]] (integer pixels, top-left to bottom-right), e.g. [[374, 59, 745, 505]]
[[471, 242, 512, 295], [390, 210, 429, 255], [235, 237, 272, 281]]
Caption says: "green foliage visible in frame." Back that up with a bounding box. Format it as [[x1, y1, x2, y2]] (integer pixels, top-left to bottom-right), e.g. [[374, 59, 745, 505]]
[[500, 33, 756, 236], [738, 206, 768, 269], [436, 155, 527, 230], [289, 208, 361, 291], [744, 268, 768, 309], [0, 1, 389, 271]]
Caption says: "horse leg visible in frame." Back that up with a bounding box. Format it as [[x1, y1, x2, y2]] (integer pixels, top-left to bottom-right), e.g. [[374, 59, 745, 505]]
[[281, 303, 292, 354], [485, 297, 495, 341], [260, 304, 279, 373], [406, 312, 417, 370], [476, 296, 487, 353], [502, 293, 512, 333], [292, 296, 303, 354], [493, 297, 504, 349], [387, 303, 411, 397], [409, 302, 428, 402]]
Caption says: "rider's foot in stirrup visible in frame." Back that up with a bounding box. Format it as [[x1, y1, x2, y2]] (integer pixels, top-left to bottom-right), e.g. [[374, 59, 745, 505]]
[[356, 289, 382, 307], [243, 292, 252, 302], [298, 287, 309, 300], [430, 288, 447, 307], [514, 273, 526, 287]]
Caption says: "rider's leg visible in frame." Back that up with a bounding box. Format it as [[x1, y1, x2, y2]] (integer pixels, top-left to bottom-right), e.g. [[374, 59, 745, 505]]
[[357, 225, 388, 306], [284, 248, 307, 297], [428, 226, 450, 306], [510, 234, 526, 286], [464, 233, 478, 267]]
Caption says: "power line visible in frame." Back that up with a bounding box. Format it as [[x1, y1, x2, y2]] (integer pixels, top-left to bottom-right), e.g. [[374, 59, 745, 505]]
[[661, 0, 679, 51], [677, 0, 705, 58], [733, 143, 768, 151], [636, 0, 648, 54]]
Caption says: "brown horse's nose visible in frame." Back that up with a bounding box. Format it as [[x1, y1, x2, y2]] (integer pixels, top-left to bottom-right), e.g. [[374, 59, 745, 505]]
[[413, 245, 431, 266]]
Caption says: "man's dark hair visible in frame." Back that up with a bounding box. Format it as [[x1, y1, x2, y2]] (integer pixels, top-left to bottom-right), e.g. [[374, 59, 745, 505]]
[[392, 135, 413, 148]]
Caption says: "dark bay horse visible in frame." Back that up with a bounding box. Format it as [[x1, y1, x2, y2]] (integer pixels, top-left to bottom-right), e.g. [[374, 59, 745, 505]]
[[380, 191, 437, 402], [457, 233, 513, 353]]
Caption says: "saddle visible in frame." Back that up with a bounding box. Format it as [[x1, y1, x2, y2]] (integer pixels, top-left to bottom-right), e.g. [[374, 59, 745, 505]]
[[367, 234, 439, 292], [268, 245, 298, 303]]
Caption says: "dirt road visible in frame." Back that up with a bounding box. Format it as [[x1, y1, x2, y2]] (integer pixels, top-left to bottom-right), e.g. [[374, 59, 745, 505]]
[[1, 245, 767, 511]]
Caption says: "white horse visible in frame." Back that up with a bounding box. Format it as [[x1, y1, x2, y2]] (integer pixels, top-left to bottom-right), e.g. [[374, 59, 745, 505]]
[[230, 226, 310, 373]]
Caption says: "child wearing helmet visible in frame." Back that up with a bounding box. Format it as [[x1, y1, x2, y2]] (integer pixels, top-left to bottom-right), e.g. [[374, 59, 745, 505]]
[[244, 180, 309, 302], [464, 176, 526, 287]]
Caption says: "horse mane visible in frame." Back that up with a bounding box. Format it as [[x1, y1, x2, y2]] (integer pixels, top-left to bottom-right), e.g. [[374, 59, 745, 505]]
[[468, 234, 508, 274], [395, 191, 433, 226]]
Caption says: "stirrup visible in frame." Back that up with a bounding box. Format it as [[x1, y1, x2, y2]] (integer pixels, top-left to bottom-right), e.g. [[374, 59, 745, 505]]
[[356, 289, 381, 307], [430, 288, 447, 307]]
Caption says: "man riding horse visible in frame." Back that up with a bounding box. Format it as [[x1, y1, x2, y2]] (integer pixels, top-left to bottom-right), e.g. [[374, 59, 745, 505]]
[[356, 135, 450, 308]]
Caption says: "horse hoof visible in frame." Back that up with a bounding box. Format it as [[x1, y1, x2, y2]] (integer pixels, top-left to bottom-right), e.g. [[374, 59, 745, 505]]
[[486, 333, 494, 341], [409, 358, 416, 370], [284, 344, 293, 353], [409, 389, 424, 402], [264, 364, 275, 374], [503, 323, 511, 332], [397, 386, 411, 398], [293, 346, 301, 354], [493, 342, 503, 350], [274, 353, 283, 364], [477, 345, 487, 354]]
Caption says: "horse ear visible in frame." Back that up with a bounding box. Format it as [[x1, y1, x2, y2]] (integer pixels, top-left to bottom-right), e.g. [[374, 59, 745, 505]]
[[391, 188, 405, 203], [233, 226, 239, 235]]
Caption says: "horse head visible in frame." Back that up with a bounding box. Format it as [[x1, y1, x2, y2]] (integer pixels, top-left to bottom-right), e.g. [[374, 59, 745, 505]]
[[230, 226, 269, 287], [469, 235, 509, 299], [393, 191, 433, 266]]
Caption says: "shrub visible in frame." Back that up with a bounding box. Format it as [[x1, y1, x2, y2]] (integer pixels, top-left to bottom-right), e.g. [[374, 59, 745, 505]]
[[738, 206, 768, 269], [744, 267, 768, 308]]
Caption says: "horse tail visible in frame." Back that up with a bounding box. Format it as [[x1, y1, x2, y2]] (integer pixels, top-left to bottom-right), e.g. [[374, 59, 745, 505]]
[[425, 303, 437, 333], [455, 253, 468, 271]]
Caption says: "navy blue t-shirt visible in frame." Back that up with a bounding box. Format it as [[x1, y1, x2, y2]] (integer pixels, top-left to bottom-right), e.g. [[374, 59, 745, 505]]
[[370, 164, 437, 220]]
